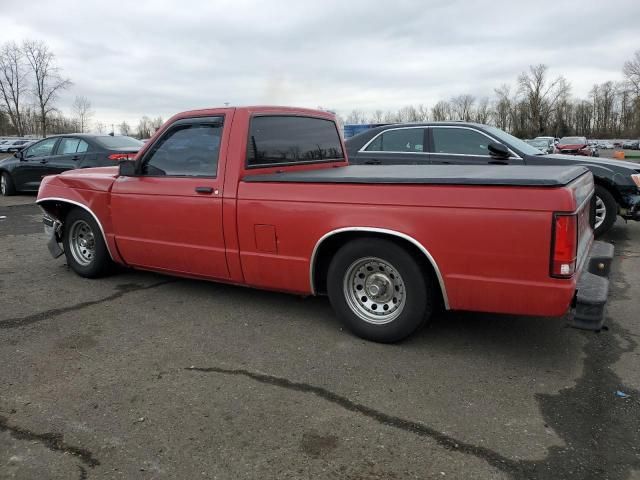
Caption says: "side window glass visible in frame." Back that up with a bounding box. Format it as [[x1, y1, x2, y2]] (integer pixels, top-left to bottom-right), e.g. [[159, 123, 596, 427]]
[[365, 129, 424, 152], [432, 128, 490, 156], [247, 116, 344, 167], [59, 138, 81, 154], [143, 117, 223, 177], [77, 140, 89, 153], [24, 138, 57, 158]]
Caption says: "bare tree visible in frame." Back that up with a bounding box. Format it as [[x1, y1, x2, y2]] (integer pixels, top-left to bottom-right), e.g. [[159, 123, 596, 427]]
[[431, 100, 451, 121], [0, 41, 28, 135], [345, 109, 366, 124], [623, 50, 640, 97], [416, 104, 429, 121], [370, 109, 384, 123], [451, 94, 476, 121], [94, 121, 105, 133], [518, 64, 570, 136], [136, 115, 152, 138], [493, 84, 512, 131], [72, 95, 93, 133], [119, 121, 131, 136], [23, 40, 71, 137], [397, 105, 420, 122], [474, 97, 491, 124], [151, 116, 163, 131]]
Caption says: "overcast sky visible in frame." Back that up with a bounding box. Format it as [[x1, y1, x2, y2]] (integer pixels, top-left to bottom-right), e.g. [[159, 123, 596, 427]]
[[1, 0, 638, 129]]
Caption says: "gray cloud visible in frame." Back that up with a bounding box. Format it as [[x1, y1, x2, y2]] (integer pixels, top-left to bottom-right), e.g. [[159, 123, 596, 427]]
[[0, 0, 638, 126]]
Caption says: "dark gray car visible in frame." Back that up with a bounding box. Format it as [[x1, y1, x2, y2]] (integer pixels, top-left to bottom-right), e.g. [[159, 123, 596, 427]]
[[346, 122, 640, 236]]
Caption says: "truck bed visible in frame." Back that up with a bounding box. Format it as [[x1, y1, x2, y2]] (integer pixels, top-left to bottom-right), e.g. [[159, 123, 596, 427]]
[[244, 165, 589, 187]]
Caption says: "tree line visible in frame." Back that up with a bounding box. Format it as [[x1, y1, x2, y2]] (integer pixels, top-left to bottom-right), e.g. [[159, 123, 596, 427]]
[[0, 39, 163, 139], [3, 39, 639, 141], [344, 52, 640, 139]]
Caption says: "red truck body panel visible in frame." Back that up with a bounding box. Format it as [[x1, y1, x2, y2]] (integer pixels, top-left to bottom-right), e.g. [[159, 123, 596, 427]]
[[37, 106, 593, 320]]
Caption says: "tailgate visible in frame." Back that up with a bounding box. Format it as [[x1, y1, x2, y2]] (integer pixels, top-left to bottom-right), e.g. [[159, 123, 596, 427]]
[[571, 172, 595, 275]]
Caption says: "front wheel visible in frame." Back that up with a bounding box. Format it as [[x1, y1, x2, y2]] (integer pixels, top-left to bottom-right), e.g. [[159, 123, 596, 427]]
[[327, 238, 434, 343], [63, 208, 112, 278], [594, 185, 617, 237]]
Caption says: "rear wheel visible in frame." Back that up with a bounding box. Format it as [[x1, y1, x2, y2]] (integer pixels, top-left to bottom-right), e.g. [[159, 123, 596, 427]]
[[327, 238, 434, 342], [1, 172, 16, 196], [63, 208, 111, 278], [594, 185, 617, 237]]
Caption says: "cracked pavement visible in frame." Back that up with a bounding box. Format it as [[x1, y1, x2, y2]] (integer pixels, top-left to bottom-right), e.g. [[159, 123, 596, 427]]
[[1, 194, 639, 479]]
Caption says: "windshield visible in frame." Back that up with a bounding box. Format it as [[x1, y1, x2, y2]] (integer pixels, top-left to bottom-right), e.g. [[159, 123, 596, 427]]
[[94, 135, 143, 149], [559, 137, 586, 145], [484, 126, 544, 155]]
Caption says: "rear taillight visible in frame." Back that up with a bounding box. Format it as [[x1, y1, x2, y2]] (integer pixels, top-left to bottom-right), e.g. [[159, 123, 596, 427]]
[[108, 153, 136, 161], [551, 214, 577, 278]]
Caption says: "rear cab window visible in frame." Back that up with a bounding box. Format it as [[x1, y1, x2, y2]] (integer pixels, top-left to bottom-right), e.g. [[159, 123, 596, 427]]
[[246, 115, 344, 169]]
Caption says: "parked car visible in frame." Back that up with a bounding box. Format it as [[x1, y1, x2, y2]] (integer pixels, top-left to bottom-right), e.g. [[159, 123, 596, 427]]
[[535, 136, 559, 145], [624, 140, 640, 150], [556, 137, 594, 156], [525, 138, 555, 154], [345, 122, 640, 236], [0, 139, 33, 153], [36, 106, 612, 342], [0, 134, 143, 196], [597, 141, 614, 149]]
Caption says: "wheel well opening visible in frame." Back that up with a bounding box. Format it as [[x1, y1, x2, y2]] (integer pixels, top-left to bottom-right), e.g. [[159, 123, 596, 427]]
[[593, 179, 621, 207], [38, 200, 75, 222], [312, 231, 445, 309]]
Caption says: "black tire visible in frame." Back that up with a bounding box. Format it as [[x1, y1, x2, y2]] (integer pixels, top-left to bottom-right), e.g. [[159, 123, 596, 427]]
[[1, 172, 16, 196], [63, 208, 111, 278], [326, 238, 434, 343], [594, 185, 617, 237]]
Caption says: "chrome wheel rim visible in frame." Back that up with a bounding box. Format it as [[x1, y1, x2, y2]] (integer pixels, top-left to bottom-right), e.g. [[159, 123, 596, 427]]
[[343, 257, 406, 325], [1, 175, 6, 195], [595, 196, 606, 230], [69, 220, 96, 266]]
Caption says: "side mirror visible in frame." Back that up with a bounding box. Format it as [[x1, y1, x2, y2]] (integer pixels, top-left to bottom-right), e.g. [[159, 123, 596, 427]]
[[118, 160, 136, 177], [14, 150, 24, 160], [488, 142, 510, 159]]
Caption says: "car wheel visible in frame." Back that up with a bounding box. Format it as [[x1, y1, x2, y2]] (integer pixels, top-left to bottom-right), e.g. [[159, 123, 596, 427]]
[[594, 185, 617, 237], [1, 172, 16, 196], [63, 208, 111, 278], [327, 238, 434, 343]]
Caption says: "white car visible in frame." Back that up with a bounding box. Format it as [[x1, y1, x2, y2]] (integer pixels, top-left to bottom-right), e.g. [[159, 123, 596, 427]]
[[0, 139, 32, 153]]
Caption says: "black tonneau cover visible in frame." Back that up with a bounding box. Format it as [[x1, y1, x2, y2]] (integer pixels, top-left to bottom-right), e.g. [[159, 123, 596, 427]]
[[243, 165, 589, 187]]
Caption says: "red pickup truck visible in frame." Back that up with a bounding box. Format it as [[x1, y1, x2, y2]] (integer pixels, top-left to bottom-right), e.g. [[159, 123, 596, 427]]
[[36, 106, 613, 342]]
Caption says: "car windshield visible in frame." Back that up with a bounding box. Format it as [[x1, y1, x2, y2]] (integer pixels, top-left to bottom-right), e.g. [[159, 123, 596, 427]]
[[528, 140, 548, 148], [559, 137, 586, 145], [94, 135, 143, 149], [484, 126, 544, 155]]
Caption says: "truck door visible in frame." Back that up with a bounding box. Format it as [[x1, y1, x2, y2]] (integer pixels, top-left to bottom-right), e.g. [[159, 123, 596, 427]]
[[110, 116, 230, 279]]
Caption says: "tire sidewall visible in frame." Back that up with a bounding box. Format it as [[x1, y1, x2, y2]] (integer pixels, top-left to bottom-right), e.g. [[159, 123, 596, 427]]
[[63, 208, 110, 278], [1, 172, 16, 196], [594, 185, 617, 237], [327, 238, 432, 343]]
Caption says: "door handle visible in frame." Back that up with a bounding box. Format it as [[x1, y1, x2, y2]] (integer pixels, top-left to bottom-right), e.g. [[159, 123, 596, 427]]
[[195, 186, 214, 194], [364, 160, 381, 165], [71, 155, 80, 161], [40, 159, 47, 164]]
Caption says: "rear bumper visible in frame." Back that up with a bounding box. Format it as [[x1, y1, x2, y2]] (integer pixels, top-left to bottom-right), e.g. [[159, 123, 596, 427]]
[[566, 241, 614, 331]]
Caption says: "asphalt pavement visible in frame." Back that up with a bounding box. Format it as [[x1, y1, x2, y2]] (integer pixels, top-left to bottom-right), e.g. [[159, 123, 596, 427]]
[[0, 194, 639, 480]]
